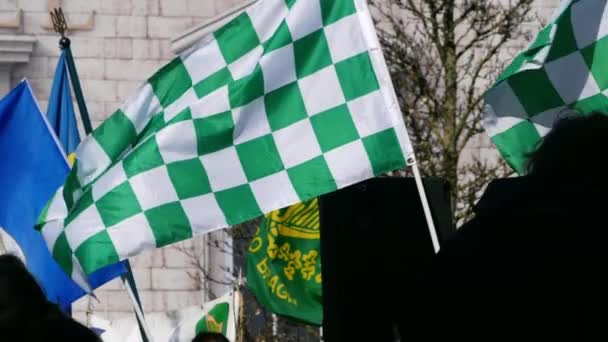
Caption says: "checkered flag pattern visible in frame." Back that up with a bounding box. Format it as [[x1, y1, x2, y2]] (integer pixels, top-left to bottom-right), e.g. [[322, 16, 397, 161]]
[[484, 0, 608, 173], [38, 0, 415, 278]]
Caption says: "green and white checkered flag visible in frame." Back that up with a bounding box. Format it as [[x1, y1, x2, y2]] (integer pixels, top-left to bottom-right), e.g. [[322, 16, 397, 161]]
[[484, 0, 608, 174], [38, 0, 415, 279]]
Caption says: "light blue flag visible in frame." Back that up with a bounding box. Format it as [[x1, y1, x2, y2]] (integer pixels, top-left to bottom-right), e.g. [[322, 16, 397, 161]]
[[0, 80, 83, 309], [47, 52, 127, 291]]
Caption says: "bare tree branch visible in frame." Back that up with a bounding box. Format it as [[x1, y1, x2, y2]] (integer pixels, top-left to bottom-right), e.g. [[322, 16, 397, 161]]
[[371, 0, 536, 221]]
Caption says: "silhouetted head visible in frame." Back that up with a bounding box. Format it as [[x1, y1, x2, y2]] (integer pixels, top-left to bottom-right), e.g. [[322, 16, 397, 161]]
[[0, 253, 101, 341], [0, 253, 50, 331], [192, 332, 230, 342], [526, 112, 608, 189]]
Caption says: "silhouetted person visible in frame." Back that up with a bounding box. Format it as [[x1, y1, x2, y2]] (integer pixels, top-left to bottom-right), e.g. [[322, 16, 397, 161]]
[[411, 113, 608, 341], [192, 331, 230, 342], [0, 253, 101, 341]]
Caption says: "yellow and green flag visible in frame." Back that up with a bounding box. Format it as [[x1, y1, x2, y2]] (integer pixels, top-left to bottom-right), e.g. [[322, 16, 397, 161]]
[[195, 301, 230, 336], [247, 199, 322, 325], [169, 291, 237, 341]]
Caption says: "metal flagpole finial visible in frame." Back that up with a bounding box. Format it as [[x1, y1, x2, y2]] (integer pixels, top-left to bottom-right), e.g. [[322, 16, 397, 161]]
[[49, 7, 70, 47]]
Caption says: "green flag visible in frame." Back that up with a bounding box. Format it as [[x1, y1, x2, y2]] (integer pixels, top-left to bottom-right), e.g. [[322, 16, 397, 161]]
[[247, 199, 322, 325], [195, 302, 230, 336], [38, 0, 414, 280], [484, 0, 608, 173], [170, 291, 237, 341]]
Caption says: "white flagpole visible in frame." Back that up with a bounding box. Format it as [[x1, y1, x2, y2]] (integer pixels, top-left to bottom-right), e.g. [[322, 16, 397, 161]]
[[410, 162, 441, 254], [123, 277, 154, 342], [356, 1, 441, 254]]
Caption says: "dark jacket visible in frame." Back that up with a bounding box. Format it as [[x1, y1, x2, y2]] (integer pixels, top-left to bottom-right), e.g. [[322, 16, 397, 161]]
[[2, 303, 101, 342], [416, 177, 608, 341], [0, 254, 100, 341]]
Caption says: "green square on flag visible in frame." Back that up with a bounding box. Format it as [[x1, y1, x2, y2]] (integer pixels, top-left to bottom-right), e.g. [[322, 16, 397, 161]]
[[215, 13, 260, 63], [288, 157, 337, 200], [581, 37, 608, 91], [149, 58, 193, 107], [236, 135, 285, 181], [123, 137, 165, 178], [93, 110, 137, 160], [545, 7, 578, 62], [311, 105, 359, 152], [62, 166, 81, 208], [335, 52, 380, 100], [167, 159, 212, 199], [139, 112, 166, 143], [215, 185, 262, 225], [145, 203, 193, 246], [75, 231, 120, 274], [64, 191, 94, 227], [571, 93, 608, 113], [263, 21, 293, 53], [96, 182, 142, 227], [265, 82, 308, 131], [294, 30, 333, 78], [229, 68, 265, 107], [194, 68, 233, 99], [491, 121, 541, 172], [508, 70, 565, 116], [194, 112, 235, 155], [320, 0, 356, 25], [52, 233, 74, 275], [363, 129, 406, 176]]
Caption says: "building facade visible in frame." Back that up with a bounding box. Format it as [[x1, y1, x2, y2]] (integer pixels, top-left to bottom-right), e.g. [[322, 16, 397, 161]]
[[0, 0, 560, 325]]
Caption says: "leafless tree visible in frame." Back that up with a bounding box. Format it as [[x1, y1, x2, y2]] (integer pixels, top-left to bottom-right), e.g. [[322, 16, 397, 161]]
[[172, 225, 252, 299], [371, 0, 539, 222]]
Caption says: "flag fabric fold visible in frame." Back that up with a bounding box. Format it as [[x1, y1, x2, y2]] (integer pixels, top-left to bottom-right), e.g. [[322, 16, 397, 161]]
[[39, 0, 414, 279], [484, 0, 608, 173]]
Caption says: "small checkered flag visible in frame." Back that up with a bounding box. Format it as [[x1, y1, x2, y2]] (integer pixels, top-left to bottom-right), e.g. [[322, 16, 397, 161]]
[[484, 0, 608, 173]]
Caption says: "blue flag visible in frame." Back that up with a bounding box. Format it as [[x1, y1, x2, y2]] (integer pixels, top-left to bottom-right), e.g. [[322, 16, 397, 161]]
[[47, 51, 81, 160], [0, 80, 84, 309], [47, 53, 127, 291]]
